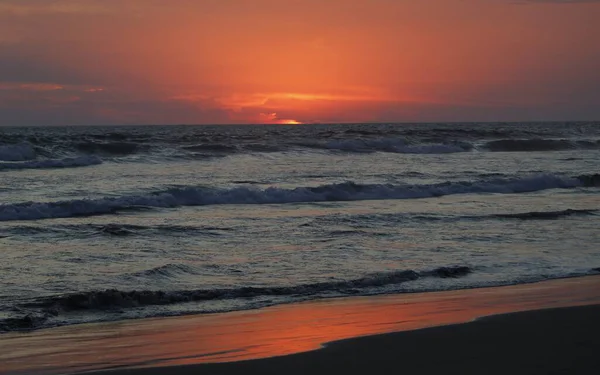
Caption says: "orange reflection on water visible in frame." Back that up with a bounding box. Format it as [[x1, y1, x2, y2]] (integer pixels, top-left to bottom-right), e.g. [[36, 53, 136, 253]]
[[1, 276, 600, 374]]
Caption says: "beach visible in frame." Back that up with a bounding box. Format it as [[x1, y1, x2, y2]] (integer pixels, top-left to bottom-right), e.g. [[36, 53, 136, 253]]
[[2, 275, 600, 374], [109, 304, 600, 375]]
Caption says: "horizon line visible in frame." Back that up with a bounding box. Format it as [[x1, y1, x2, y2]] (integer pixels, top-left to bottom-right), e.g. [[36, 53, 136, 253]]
[[1, 120, 598, 128]]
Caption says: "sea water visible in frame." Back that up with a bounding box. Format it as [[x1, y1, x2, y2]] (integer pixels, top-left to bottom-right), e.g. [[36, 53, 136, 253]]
[[1, 122, 599, 331]]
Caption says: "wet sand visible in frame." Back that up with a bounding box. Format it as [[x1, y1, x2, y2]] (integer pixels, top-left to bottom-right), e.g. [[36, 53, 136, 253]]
[[106, 304, 600, 375], [1, 275, 600, 374]]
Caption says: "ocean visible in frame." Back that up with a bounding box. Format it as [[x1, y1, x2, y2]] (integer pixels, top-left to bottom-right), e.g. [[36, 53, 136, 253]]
[[1, 122, 599, 332]]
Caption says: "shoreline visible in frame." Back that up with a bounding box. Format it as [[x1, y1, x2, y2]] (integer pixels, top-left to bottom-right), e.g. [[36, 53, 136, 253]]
[[4, 271, 598, 335], [103, 304, 600, 375], [2, 275, 600, 374]]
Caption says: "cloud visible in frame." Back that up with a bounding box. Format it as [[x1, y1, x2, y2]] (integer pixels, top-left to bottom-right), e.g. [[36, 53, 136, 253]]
[[0, 43, 97, 85], [0, 79, 235, 126], [0, 82, 63, 91]]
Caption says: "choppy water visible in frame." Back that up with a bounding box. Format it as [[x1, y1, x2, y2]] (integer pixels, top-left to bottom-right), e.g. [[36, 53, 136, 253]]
[[1, 122, 599, 332]]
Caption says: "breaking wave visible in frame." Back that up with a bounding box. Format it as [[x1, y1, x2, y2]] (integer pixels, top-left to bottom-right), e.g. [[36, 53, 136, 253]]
[[1, 266, 472, 331], [0, 156, 102, 171], [1, 174, 595, 222], [301, 138, 473, 154], [3, 133, 599, 163], [4, 266, 600, 332], [26, 266, 472, 312], [483, 139, 600, 152], [0, 143, 37, 161], [74, 141, 146, 156]]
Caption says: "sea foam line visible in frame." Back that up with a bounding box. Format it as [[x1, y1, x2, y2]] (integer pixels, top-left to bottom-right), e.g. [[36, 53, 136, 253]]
[[1, 174, 595, 222], [0, 156, 102, 171], [26, 266, 472, 312]]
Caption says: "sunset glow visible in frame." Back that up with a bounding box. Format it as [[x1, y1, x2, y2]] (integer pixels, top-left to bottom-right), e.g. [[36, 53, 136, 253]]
[[277, 119, 302, 125], [0, 0, 599, 125]]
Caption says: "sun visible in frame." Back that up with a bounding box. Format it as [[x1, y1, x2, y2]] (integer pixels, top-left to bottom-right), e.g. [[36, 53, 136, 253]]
[[277, 119, 302, 125], [258, 112, 302, 125]]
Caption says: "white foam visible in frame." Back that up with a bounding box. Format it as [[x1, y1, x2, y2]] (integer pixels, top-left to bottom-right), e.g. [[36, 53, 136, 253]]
[[0, 156, 102, 171], [0, 174, 583, 222]]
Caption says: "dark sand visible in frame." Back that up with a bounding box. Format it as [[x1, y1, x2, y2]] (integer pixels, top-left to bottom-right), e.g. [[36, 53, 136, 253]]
[[104, 304, 600, 375]]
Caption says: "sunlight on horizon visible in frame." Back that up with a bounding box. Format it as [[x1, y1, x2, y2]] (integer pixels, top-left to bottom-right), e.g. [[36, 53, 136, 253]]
[[0, 0, 598, 125]]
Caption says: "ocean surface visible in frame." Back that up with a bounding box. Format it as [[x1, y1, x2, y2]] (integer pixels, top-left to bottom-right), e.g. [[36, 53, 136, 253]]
[[1, 122, 599, 332]]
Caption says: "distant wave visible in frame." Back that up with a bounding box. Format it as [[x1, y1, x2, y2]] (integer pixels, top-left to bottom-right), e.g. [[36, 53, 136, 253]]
[[483, 139, 600, 152], [299, 138, 473, 154], [25, 266, 471, 313], [0, 156, 102, 171], [75, 141, 146, 156], [181, 144, 239, 153], [178, 139, 471, 156], [313, 137, 600, 154], [1, 174, 596, 222], [3, 134, 599, 163], [0, 143, 37, 161]]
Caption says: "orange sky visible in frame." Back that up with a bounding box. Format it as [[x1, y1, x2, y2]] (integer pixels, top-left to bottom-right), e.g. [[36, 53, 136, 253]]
[[0, 0, 599, 125]]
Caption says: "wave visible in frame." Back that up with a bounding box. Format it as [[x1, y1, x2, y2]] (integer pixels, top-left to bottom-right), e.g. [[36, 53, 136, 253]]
[[181, 144, 238, 153], [25, 266, 471, 312], [483, 139, 600, 152], [96, 223, 229, 237], [2, 265, 471, 331], [1, 223, 232, 238], [75, 141, 146, 156], [0, 315, 50, 332], [578, 174, 600, 187], [4, 266, 600, 332], [299, 138, 473, 154], [0, 156, 102, 171], [4, 132, 600, 162], [494, 209, 598, 220], [307, 207, 599, 231], [1, 174, 595, 222], [127, 263, 200, 279], [328, 229, 372, 236], [0, 143, 37, 161]]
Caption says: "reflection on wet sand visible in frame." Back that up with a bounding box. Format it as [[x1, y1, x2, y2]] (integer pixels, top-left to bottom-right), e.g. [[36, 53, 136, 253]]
[[2, 276, 600, 375]]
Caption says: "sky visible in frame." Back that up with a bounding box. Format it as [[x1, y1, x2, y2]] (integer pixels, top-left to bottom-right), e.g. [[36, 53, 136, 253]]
[[0, 0, 599, 125]]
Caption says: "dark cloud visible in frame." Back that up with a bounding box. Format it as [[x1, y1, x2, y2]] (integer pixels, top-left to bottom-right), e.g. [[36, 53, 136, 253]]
[[0, 84, 232, 126], [0, 56, 88, 86]]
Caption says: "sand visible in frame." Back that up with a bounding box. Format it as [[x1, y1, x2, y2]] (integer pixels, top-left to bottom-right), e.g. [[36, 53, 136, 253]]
[[108, 304, 600, 375], [1, 275, 600, 374]]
